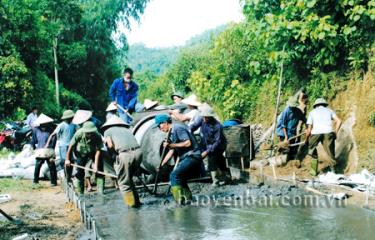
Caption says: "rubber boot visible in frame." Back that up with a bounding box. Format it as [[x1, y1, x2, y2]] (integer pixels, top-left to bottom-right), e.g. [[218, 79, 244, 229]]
[[123, 191, 140, 208], [171, 186, 185, 205], [96, 177, 105, 194], [210, 171, 220, 187], [310, 158, 318, 176], [182, 185, 193, 202]]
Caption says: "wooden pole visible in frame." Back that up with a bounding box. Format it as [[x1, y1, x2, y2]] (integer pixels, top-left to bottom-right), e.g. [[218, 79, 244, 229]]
[[53, 36, 60, 107], [269, 44, 286, 157], [71, 164, 117, 178]]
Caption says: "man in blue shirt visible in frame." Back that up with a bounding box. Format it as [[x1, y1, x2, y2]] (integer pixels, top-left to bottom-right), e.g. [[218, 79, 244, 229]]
[[155, 114, 202, 205], [276, 97, 306, 159], [46, 110, 77, 170], [190, 105, 231, 186], [109, 68, 138, 124]]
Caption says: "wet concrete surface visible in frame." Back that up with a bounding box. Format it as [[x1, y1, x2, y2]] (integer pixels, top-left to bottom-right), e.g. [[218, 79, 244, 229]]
[[77, 180, 375, 239]]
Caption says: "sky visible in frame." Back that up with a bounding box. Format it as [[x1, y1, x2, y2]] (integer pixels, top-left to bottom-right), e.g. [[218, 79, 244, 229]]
[[120, 0, 244, 48]]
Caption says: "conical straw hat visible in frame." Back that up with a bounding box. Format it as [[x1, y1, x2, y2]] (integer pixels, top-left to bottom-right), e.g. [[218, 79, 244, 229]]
[[199, 105, 215, 117], [101, 115, 129, 131], [181, 94, 201, 107], [72, 110, 92, 125], [143, 99, 159, 110], [35, 113, 54, 126], [106, 102, 117, 112]]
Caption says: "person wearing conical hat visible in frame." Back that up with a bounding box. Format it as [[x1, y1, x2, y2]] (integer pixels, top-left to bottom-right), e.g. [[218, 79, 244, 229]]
[[65, 121, 104, 194], [169, 94, 202, 127], [105, 102, 118, 121], [102, 116, 142, 207], [31, 113, 57, 186], [304, 98, 342, 176], [190, 105, 231, 186], [276, 97, 306, 160], [45, 110, 78, 171]]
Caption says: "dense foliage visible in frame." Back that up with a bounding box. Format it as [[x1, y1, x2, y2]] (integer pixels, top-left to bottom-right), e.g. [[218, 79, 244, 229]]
[[0, 0, 148, 119], [137, 0, 375, 122]]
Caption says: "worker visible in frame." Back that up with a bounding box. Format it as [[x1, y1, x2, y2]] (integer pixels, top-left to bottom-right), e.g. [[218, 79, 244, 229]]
[[105, 102, 118, 121], [276, 97, 306, 160], [169, 94, 201, 127], [25, 106, 39, 129], [71, 110, 99, 191], [155, 114, 202, 205], [102, 116, 142, 208], [45, 110, 77, 171], [190, 105, 231, 186], [171, 91, 184, 104], [32, 114, 57, 186], [109, 67, 138, 124], [170, 91, 187, 113], [305, 98, 342, 176], [65, 121, 103, 194]]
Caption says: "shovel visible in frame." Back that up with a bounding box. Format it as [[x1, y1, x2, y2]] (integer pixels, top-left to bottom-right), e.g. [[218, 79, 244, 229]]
[[116, 103, 134, 122], [153, 128, 172, 194], [71, 163, 118, 178], [0, 208, 23, 225], [277, 132, 306, 150]]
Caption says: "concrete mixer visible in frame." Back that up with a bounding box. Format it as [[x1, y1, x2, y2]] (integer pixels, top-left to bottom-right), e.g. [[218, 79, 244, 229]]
[[131, 109, 174, 182]]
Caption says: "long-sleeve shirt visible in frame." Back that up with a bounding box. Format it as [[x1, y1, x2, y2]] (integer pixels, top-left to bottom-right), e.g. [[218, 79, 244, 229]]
[[109, 78, 138, 113], [190, 118, 227, 154], [25, 113, 38, 128], [276, 106, 306, 138], [31, 127, 51, 149]]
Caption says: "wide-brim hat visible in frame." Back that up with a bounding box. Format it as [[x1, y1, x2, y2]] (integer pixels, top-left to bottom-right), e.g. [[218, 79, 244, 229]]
[[61, 110, 75, 120], [101, 115, 129, 131], [106, 102, 117, 112], [81, 121, 97, 133], [72, 110, 93, 125], [144, 99, 159, 110], [287, 97, 299, 108], [181, 94, 201, 107], [313, 98, 328, 108], [200, 105, 215, 117], [35, 114, 54, 126], [171, 91, 184, 100]]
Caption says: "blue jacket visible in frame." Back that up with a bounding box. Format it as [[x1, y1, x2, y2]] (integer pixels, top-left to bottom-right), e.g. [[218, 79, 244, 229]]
[[190, 118, 227, 154], [276, 106, 305, 138], [109, 78, 139, 113]]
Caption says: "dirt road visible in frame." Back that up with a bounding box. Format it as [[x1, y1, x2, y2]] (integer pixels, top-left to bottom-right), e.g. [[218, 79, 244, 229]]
[[0, 180, 82, 240]]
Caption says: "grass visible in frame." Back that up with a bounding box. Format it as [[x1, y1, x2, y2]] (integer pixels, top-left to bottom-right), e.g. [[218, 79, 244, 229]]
[[0, 179, 44, 193]]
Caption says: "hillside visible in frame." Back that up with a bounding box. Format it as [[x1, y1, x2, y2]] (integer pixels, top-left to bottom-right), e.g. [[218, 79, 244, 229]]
[[125, 43, 180, 74], [125, 24, 227, 75]]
